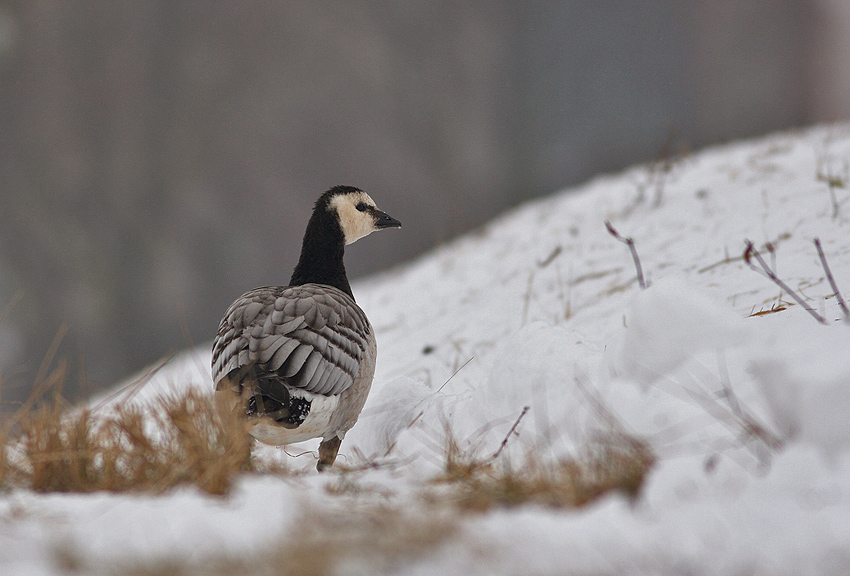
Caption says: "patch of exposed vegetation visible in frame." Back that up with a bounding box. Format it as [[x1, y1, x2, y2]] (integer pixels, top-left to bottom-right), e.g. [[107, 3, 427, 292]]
[[2, 385, 267, 496], [433, 430, 655, 512]]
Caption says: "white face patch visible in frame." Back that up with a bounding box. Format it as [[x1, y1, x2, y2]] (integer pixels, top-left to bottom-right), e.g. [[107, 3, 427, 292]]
[[329, 191, 380, 245]]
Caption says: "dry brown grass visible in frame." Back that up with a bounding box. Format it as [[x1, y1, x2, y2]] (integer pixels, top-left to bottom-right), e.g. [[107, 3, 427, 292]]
[[434, 431, 655, 512], [2, 387, 262, 496]]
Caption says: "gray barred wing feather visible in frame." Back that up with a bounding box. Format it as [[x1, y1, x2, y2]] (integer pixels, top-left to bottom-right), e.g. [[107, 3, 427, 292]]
[[211, 283, 371, 396]]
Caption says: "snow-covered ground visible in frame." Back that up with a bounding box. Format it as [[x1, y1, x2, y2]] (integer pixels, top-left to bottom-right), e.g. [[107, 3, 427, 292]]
[[4, 124, 850, 575]]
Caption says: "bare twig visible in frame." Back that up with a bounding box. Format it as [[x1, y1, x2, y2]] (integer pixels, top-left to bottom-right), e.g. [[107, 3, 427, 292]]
[[628, 128, 688, 210], [715, 351, 741, 415], [699, 233, 792, 274], [814, 237, 850, 322], [573, 374, 629, 435], [537, 245, 562, 268], [605, 221, 649, 289], [682, 381, 784, 467], [492, 406, 529, 460], [743, 240, 827, 325], [715, 351, 784, 452], [816, 157, 848, 220], [437, 356, 474, 393], [521, 271, 535, 325]]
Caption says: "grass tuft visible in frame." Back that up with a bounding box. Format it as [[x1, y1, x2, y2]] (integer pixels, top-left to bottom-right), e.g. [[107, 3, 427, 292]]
[[435, 431, 655, 512], [3, 387, 263, 496]]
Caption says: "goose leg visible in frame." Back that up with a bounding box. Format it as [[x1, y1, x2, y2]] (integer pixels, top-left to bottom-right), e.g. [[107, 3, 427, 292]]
[[317, 436, 342, 471]]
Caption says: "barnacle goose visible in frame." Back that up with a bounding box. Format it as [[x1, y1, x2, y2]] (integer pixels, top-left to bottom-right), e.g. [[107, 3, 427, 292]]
[[211, 186, 401, 470]]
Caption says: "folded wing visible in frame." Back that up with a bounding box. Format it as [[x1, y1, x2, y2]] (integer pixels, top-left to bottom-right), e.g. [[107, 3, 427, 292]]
[[211, 283, 371, 396]]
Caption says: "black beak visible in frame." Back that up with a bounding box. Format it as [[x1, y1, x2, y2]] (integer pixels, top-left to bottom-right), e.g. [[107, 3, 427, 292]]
[[374, 209, 402, 229]]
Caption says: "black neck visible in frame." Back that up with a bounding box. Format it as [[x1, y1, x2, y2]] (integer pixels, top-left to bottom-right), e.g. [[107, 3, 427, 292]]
[[289, 207, 354, 298]]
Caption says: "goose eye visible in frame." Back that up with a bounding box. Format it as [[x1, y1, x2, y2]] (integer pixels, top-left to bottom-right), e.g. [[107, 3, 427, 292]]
[[356, 202, 369, 212]]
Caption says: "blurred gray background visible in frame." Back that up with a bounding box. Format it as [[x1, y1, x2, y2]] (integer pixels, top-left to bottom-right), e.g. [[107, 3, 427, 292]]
[[0, 1, 848, 401]]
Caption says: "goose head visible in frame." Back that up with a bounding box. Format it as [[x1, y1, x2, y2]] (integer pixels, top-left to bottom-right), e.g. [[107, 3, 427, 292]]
[[325, 186, 402, 245]]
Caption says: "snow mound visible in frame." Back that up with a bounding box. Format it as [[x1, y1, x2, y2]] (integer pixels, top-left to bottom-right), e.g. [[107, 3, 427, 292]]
[[9, 123, 850, 576], [751, 321, 850, 459], [615, 276, 750, 388]]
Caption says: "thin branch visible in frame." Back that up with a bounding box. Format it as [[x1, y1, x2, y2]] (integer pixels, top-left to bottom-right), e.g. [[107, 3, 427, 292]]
[[743, 240, 827, 325], [491, 405, 530, 460], [437, 356, 474, 393], [605, 221, 650, 289], [573, 373, 630, 436], [814, 237, 850, 322], [816, 159, 848, 220], [537, 245, 562, 268], [715, 350, 784, 452], [521, 271, 535, 325]]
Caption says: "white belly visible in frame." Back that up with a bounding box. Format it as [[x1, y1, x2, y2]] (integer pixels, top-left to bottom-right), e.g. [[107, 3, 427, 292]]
[[248, 392, 340, 445]]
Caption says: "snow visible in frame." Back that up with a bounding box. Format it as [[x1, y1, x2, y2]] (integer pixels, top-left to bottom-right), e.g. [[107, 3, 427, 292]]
[[615, 277, 751, 388], [751, 322, 850, 459], [5, 123, 850, 574]]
